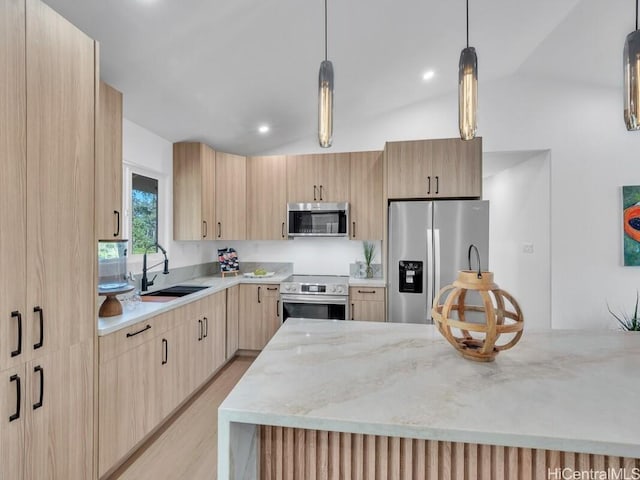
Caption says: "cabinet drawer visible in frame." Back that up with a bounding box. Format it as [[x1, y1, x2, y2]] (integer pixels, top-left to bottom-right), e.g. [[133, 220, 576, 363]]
[[349, 287, 385, 301], [261, 284, 280, 297], [99, 310, 178, 364]]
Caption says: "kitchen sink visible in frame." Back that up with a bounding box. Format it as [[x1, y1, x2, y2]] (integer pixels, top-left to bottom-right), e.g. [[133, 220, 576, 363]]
[[142, 285, 210, 298]]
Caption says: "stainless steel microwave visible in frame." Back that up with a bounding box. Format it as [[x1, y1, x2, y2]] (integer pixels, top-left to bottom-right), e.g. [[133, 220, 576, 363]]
[[287, 202, 349, 237]]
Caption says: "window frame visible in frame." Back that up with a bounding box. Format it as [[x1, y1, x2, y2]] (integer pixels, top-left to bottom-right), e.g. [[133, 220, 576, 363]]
[[122, 162, 168, 270]]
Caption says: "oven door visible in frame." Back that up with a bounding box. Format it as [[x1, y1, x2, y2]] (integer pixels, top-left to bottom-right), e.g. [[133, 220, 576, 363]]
[[280, 294, 348, 322]]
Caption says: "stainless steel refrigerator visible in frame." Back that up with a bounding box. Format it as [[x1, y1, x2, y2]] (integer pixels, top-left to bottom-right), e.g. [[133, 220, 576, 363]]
[[388, 200, 489, 324]]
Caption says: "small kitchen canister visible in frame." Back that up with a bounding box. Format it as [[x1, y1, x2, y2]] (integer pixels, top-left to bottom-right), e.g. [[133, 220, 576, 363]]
[[431, 245, 524, 362]]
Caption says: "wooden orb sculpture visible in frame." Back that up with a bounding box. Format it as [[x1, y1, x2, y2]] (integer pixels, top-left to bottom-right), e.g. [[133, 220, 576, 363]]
[[432, 247, 524, 362]]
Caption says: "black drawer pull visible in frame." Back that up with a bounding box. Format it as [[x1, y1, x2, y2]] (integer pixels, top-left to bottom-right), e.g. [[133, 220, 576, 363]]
[[161, 338, 168, 365], [217, 222, 222, 238], [313, 185, 317, 201], [9, 374, 20, 422], [202, 220, 208, 238], [198, 319, 203, 341], [357, 290, 376, 294], [351, 303, 355, 321], [11, 311, 22, 357], [281, 222, 285, 238], [427, 176, 431, 194], [33, 306, 44, 349], [352, 222, 356, 238], [319, 185, 324, 200], [257, 286, 261, 304], [114, 210, 120, 237], [435, 176, 439, 194], [266, 287, 278, 291], [276, 300, 280, 317], [33, 366, 43, 410], [203, 317, 208, 338], [126, 324, 151, 337]]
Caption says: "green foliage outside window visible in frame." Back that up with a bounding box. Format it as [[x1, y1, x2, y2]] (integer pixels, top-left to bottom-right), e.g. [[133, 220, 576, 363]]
[[132, 174, 158, 254]]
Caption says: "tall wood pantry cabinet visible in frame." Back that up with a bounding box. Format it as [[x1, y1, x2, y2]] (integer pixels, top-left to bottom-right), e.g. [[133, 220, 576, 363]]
[[0, 0, 96, 478]]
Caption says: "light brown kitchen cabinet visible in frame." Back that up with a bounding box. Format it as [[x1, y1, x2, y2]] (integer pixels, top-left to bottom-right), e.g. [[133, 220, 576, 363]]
[[96, 81, 123, 240], [385, 137, 482, 199], [226, 285, 239, 358], [349, 151, 384, 240], [246, 155, 288, 240], [238, 284, 281, 350], [350, 287, 386, 322], [173, 142, 216, 240], [190, 291, 226, 391], [1, 1, 96, 478], [286, 153, 350, 203], [215, 151, 247, 240]]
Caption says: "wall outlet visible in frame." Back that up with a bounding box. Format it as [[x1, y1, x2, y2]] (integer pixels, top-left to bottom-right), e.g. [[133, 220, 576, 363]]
[[522, 243, 534, 254]]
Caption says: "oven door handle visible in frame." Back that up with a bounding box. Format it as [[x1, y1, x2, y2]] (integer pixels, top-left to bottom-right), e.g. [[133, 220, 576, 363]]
[[280, 294, 348, 305]]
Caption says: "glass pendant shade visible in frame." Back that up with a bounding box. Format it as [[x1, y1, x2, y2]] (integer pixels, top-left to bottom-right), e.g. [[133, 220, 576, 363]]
[[624, 30, 640, 130], [459, 46, 478, 140], [318, 59, 334, 148]]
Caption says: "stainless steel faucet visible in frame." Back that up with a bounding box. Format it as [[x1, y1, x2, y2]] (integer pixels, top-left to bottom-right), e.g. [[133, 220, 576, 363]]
[[141, 243, 169, 291]]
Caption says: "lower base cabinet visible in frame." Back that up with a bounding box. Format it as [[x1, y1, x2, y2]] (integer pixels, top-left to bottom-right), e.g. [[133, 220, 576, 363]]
[[1, 340, 93, 480], [238, 284, 280, 350], [98, 290, 227, 477], [350, 287, 386, 322]]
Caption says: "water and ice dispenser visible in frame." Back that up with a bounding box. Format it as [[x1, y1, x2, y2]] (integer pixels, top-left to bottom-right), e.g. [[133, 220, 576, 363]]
[[398, 261, 423, 293]]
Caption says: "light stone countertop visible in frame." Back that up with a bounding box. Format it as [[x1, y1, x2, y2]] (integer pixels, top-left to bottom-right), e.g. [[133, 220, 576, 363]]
[[219, 319, 640, 459], [98, 273, 386, 336]]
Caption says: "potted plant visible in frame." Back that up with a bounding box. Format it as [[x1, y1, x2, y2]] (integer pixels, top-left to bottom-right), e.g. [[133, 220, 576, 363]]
[[607, 292, 640, 331], [363, 241, 376, 279]]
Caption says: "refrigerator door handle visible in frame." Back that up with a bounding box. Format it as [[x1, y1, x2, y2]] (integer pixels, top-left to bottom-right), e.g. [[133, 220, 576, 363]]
[[426, 228, 434, 322], [433, 228, 441, 313]]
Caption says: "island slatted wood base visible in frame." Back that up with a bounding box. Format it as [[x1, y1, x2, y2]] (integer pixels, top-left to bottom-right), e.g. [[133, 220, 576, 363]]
[[259, 426, 639, 480]]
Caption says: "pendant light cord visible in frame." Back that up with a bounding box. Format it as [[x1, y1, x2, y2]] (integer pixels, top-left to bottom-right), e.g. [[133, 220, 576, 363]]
[[466, 0, 469, 48], [324, 0, 328, 61]]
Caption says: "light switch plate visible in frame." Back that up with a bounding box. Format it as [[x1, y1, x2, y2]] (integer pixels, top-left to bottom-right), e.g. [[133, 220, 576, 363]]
[[522, 243, 534, 254]]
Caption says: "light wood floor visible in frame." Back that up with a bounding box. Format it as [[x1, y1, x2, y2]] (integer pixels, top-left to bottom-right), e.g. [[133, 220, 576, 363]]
[[106, 356, 254, 480]]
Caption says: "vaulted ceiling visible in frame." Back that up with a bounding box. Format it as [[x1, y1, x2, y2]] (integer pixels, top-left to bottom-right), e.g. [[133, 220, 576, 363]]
[[44, 0, 629, 155]]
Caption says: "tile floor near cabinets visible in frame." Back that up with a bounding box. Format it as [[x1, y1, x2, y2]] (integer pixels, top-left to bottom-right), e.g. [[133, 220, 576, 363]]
[[106, 357, 254, 480]]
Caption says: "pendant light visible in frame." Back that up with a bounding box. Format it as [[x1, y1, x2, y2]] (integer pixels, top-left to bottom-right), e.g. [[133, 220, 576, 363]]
[[459, 0, 478, 140], [624, 0, 640, 130], [318, 0, 334, 148]]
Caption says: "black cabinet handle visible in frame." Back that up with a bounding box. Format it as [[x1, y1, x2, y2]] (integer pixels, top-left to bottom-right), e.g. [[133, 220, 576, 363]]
[[9, 374, 20, 422], [435, 176, 439, 194], [427, 176, 431, 194], [114, 210, 120, 237], [266, 287, 278, 291], [203, 220, 208, 238], [351, 303, 355, 321], [319, 185, 324, 201], [11, 311, 22, 357], [126, 324, 151, 338], [198, 319, 203, 341], [161, 338, 168, 365], [257, 286, 261, 304], [282, 222, 285, 238], [357, 290, 376, 294], [33, 306, 44, 350], [313, 185, 317, 201], [352, 222, 356, 238], [277, 300, 280, 317], [33, 365, 43, 410], [217, 222, 222, 238], [203, 317, 208, 338]]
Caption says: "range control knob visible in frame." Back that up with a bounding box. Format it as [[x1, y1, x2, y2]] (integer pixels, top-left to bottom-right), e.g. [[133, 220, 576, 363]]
[[328, 285, 336, 293], [335, 285, 344, 294]]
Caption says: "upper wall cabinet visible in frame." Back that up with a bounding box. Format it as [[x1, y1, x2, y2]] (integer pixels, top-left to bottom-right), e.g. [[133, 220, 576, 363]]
[[247, 156, 287, 240], [286, 153, 350, 203], [173, 143, 247, 241], [173, 142, 216, 240], [385, 137, 482, 199], [215, 151, 246, 240], [96, 81, 123, 240], [349, 151, 383, 240]]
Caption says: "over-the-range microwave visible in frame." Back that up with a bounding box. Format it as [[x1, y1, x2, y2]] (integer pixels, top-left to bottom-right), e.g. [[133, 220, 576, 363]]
[[287, 202, 349, 237]]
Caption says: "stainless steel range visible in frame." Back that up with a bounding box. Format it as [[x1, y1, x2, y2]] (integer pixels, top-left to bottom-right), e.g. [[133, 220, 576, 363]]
[[279, 275, 349, 322]]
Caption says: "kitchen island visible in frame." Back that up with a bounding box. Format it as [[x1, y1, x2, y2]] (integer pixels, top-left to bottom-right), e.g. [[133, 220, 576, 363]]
[[218, 319, 640, 479]]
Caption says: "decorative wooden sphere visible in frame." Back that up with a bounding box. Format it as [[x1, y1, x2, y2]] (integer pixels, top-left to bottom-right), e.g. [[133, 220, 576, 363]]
[[432, 270, 524, 362]]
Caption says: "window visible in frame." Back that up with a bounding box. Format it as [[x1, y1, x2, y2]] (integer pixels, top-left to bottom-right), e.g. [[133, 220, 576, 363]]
[[131, 173, 158, 254]]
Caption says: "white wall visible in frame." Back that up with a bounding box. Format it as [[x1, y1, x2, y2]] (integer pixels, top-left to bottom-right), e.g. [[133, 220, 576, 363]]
[[267, 74, 640, 329], [483, 151, 551, 330]]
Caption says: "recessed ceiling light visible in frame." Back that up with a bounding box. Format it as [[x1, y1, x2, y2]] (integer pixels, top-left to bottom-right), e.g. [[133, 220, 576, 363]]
[[422, 70, 435, 81], [258, 125, 270, 134]]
